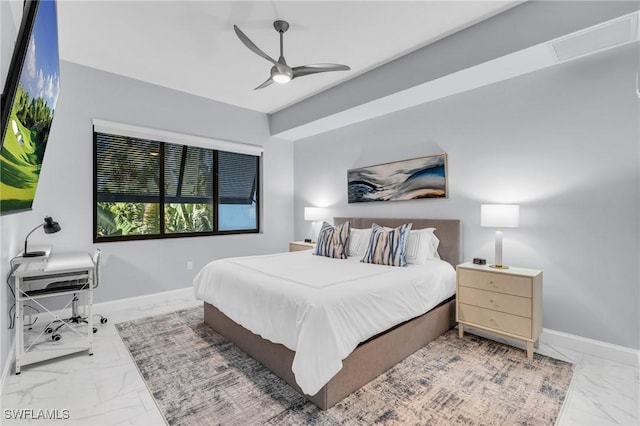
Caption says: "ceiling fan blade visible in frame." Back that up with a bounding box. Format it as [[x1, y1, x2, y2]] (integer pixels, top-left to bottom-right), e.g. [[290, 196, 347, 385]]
[[292, 64, 351, 79], [254, 77, 274, 90], [233, 25, 279, 66]]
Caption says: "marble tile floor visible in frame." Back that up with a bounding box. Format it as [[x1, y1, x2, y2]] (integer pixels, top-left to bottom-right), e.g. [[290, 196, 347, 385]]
[[1, 295, 638, 425]]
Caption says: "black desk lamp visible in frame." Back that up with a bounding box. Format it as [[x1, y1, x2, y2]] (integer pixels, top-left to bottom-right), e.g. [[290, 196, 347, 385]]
[[23, 216, 61, 257]]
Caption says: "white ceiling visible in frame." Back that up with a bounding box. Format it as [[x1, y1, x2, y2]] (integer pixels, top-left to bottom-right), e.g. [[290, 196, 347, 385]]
[[56, 1, 520, 114]]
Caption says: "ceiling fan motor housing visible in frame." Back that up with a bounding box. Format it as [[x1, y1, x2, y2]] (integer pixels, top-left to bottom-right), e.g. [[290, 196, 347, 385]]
[[273, 20, 290, 33]]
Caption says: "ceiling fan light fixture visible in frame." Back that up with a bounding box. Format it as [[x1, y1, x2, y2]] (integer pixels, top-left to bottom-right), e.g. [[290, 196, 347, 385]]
[[272, 73, 291, 84], [270, 65, 293, 84]]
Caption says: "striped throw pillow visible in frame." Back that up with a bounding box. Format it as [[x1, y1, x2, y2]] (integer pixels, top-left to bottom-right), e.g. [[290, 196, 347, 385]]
[[314, 221, 350, 259], [361, 223, 413, 267]]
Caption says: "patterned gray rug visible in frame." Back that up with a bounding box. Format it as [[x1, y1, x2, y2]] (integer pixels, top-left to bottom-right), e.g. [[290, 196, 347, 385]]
[[116, 307, 573, 425]]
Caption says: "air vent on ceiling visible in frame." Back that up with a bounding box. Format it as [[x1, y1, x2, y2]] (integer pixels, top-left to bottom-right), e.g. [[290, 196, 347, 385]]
[[551, 13, 639, 62]]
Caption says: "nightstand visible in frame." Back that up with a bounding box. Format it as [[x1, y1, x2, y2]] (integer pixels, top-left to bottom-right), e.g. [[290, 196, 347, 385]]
[[456, 262, 542, 360], [289, 241, 316, 252]]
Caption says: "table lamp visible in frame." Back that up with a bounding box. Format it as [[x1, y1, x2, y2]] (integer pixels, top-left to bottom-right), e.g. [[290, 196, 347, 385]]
[[304, 207, 327, 242], [23, 216, 61, 257], [480, 204, 519, 269]]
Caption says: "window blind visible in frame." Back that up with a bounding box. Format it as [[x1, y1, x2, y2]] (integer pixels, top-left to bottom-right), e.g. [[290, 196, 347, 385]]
[[164, 143, 213, 204], [218, 151, 258, 205], [95, 133, 160, 203]]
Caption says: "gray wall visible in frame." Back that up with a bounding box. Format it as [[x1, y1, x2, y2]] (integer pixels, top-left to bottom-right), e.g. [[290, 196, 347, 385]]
[[293, 44, 640, 349], [0, 58, 294, 376]]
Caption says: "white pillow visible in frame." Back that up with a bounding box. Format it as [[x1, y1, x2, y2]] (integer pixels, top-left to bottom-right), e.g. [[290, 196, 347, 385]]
[[404, 228, 440, 264], [348, 228, 372, 257]]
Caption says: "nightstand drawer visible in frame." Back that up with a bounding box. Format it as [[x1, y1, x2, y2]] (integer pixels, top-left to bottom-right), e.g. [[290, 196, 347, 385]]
[[458, 286, 532, 317], [458, 269, 532, 298], [458, 303, 532, 338]]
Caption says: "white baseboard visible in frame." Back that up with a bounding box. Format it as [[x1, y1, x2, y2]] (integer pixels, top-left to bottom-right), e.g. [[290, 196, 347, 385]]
[[16, 287, 196, 325], [540, 328, 639, 367], [93, 286, 195, 313], [0, 336, 15, 391], [460, 325, 639, 368]]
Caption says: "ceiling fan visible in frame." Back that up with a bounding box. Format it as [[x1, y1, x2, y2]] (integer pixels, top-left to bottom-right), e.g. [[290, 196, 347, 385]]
[[233, 20, 351, 90]]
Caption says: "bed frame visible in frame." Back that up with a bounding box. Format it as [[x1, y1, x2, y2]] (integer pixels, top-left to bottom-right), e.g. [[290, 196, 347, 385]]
[[203, 217, 460, 410]]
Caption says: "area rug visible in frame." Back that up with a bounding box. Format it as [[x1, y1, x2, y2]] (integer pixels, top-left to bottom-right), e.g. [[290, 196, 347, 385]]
[[115, 307, 573, 425]]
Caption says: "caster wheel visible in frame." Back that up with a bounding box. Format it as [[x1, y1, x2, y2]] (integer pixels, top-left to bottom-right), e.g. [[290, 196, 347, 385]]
[[100, 318, 108, 324], [92, 327, 97, 333], [52, 334, 61, 342]]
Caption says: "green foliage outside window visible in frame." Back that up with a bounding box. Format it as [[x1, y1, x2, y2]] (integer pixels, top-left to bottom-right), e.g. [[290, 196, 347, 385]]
[[97, 202, 159, 237], [97, 202, 214, 237], [165, 203, 213, 234]]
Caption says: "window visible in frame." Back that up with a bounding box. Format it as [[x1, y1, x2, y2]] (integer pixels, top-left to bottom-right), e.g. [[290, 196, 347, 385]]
[[94, 126, 260, 242], [164, 143, 214, 234]]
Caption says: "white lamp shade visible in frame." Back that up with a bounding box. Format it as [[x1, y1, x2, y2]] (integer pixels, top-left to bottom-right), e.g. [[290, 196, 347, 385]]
[[304, 207, 327, 221], [481, 204, 520, 228]]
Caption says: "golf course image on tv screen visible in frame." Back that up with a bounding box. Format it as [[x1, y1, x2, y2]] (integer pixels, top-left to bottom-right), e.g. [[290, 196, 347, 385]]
[[1, 0, 59, 214]]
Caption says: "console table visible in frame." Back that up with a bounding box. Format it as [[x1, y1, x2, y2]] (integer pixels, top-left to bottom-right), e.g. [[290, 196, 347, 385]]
[[11, 250, 96, 374]]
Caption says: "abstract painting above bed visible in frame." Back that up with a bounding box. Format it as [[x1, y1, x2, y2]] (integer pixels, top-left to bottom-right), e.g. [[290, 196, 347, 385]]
[[347, 153, 447, 203]]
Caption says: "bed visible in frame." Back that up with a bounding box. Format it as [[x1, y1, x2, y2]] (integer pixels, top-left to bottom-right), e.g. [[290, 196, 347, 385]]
[[194, 217, 460, 410]]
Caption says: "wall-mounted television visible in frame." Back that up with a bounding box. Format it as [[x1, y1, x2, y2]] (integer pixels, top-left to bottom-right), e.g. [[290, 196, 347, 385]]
[[0, 0, 60, 214]]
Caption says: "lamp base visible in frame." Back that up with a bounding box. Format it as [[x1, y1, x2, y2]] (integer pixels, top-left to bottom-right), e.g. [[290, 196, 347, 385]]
[[23, 251, 46, 258], [489, 264, 509, 269]]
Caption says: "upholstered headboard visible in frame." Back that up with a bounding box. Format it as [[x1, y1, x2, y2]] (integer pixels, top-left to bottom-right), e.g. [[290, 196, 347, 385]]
[[334, 217, 461, 266]]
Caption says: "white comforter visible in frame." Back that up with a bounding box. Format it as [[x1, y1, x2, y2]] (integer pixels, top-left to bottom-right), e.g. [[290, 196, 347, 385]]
[[193, 251, 455, 395]]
